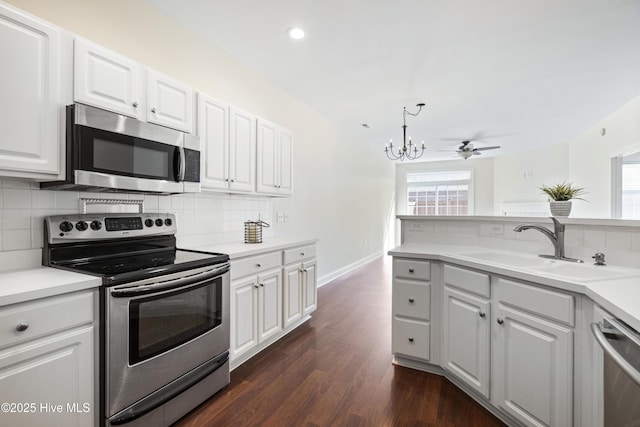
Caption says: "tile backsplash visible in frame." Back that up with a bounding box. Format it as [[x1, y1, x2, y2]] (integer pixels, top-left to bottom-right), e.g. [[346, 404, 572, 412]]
[[0, 178, 272, 252], [401, 217, 640, 269]]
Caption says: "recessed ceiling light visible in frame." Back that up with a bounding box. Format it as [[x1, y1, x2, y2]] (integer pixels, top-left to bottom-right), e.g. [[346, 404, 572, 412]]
[[287, 27, 305, 40]]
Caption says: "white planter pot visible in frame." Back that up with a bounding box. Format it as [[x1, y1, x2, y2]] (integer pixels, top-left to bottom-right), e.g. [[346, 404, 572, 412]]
[[550, 201, 572, 217]]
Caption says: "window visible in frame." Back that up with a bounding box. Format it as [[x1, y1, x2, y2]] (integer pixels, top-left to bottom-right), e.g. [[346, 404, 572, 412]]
[[407, 170, 472, 215], [612, 151, 640, 219]]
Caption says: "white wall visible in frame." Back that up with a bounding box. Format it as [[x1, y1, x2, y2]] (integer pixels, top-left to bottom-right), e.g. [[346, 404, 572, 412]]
[[569, 95, 640, 218], [1, 0, 396, 278], [493, 143, 571, 211]]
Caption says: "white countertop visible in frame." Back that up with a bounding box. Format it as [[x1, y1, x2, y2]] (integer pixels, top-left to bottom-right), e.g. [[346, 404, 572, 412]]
[[0, 267, 101, 307], [389, 243, 640, 331], [183, 236, 318, 259]]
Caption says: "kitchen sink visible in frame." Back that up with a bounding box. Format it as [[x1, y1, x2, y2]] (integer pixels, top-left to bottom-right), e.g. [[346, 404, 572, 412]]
[[527, 262, 640, 282], [459, 251, 548, 268]]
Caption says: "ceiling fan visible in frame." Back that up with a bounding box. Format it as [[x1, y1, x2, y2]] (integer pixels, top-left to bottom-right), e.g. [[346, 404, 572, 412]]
[[454, 140, 501, 159]]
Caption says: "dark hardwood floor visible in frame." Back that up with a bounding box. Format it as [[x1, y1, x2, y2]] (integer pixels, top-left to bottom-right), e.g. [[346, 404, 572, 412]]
[[175, 257, 506, 427]]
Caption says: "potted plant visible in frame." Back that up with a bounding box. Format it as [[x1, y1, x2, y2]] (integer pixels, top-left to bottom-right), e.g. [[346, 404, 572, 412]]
[[540, 182, 586, 217]]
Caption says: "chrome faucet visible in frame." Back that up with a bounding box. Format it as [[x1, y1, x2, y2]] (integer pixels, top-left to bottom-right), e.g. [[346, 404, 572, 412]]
[[513, 217, 583, 263]]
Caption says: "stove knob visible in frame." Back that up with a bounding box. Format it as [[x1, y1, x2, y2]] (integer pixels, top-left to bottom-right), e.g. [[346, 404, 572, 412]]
[[145, 219, 154, 228], [155, 218, 163, 227], [59, 221, 73, 233], [75, 221, 88, 231], [164, 218, 173, 226], [90, 220, 102, 231]]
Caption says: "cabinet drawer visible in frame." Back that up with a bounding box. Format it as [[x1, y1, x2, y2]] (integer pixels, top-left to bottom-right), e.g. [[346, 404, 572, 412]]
[[231, 251, 281, 280], [393, 318, 430, 361], [444, 264, 490, 298], [394, 259, 430, 280], [0, 291, 93, 349], [496, 277, 574, 326], [393, 279, 430, 320], [283, 244, 316, 265]]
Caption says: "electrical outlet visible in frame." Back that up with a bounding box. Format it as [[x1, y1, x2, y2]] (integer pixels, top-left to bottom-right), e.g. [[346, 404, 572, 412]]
[[277, 211, 284, 222], [283, 212, 290, 222]]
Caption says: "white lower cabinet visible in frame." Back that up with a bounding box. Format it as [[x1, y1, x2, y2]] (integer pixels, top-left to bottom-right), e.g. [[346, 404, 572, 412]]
[[492, 278, 574, 427], [392, 258, 431, 361], [393, 259, 576, 426], [230, 242, 318, 369], [0, 290, 96, 427], [231, 267, 282, 361]]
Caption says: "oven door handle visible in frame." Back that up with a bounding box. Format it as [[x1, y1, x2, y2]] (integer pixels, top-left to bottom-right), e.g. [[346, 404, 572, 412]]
[[591, 322, 640, 387], [110, 263, 229, 298]]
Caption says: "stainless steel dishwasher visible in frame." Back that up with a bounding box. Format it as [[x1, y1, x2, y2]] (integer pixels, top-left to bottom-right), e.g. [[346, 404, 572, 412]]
[[592, 317, 640, 426]]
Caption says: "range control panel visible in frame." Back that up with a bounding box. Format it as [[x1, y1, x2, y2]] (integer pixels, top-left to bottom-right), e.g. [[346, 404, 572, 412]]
[[45, 213, 177, 243]]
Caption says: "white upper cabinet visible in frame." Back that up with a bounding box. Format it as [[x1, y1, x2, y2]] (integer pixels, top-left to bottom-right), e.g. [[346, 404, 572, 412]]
[[228, 106, 256, 192], [198, 94, 229, 190], [256, 118, 293, 196], [74, 38, 142, 119], [74, 38, 194, 133], [146, 69, 193, 133], [0, 3, 61, 178]]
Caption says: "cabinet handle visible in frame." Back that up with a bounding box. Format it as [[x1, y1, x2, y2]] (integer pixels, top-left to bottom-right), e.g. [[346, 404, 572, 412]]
[[479, 312, 486, 318], [224, 178, 229, 182], [259, 283, 264, 287], [408, 337, 414, 343], [16, 322, 29, 332], [408, 268, 414, 273], [497, 318, 504, 325], [151, 107, 157, 114], [301, 252, 305, 256], [254, 285, 259, 289], [408, 298, 415, 303], [132, 101, 138, 108], [256, 263, 262, 268]]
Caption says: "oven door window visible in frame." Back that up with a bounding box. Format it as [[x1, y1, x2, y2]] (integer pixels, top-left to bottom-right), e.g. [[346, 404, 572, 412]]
[[77, 125, 179, 181], [129, 278, 222, 365]]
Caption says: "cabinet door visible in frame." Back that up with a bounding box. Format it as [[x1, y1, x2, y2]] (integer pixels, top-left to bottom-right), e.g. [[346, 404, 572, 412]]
[[0, 4, 60, 177], [256, 118, 279, 194], [229, 106, 256, 192], [147, 69, 193, 133], [74, 38, 142, 119], [278, 128, 294, 195], [302, 259, 317, 315], [493, 303, 573, 427], [230, 276, 258, 360], [283, 264, 302, 328], [257, 268, 282, 342], [0, 326, 94, 427], [442, 286, 490, 398], [198, 94, 229, 190]]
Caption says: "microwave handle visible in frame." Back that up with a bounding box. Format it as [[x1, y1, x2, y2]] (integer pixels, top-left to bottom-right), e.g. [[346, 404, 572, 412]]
[[176, 146, 186, 182]]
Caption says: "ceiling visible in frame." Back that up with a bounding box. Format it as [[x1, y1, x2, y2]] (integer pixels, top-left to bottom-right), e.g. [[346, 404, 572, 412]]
[[146, 0, 640, 162]]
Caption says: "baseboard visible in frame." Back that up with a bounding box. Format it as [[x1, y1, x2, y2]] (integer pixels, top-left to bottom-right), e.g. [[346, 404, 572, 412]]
[[317, 251, 383, 288]]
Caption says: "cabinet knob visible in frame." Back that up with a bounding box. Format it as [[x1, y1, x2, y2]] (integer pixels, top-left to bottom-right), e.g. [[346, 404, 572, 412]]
[[479, 312, 486, 318], [408, 268, 414, 273], [301, 252, 305, 256], [497, 318, 504, 325], [151, 107, 157, 114], [132, 101, 138, 108], [259, 283, 264, 287], [408, 337, 414, 343], [16, 322, 29, 332], [408, 298, 415, 303], [254, 285, 259, 289], [256, 263, 262, 267]]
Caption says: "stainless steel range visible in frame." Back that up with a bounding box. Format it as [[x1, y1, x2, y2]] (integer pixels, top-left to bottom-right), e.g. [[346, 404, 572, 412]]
[[43, 213, 230, 427]]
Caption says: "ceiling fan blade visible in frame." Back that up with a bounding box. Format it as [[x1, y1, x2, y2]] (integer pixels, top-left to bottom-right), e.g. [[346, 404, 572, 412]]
[[473, 145, 501, 151]]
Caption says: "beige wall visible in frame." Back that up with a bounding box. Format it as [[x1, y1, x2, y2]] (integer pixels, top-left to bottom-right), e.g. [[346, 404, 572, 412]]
[[4, 0, 396, 279]]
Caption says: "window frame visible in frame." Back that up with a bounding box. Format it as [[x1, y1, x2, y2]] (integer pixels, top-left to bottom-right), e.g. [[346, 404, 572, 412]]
[[404, 169, 474, 216]]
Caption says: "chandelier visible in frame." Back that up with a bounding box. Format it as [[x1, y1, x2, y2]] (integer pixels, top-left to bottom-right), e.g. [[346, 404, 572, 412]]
[[384, 103, 426, 161]]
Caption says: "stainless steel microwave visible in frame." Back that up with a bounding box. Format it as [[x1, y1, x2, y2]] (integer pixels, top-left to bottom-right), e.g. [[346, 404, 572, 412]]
[[41, 103, 200, 194]]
